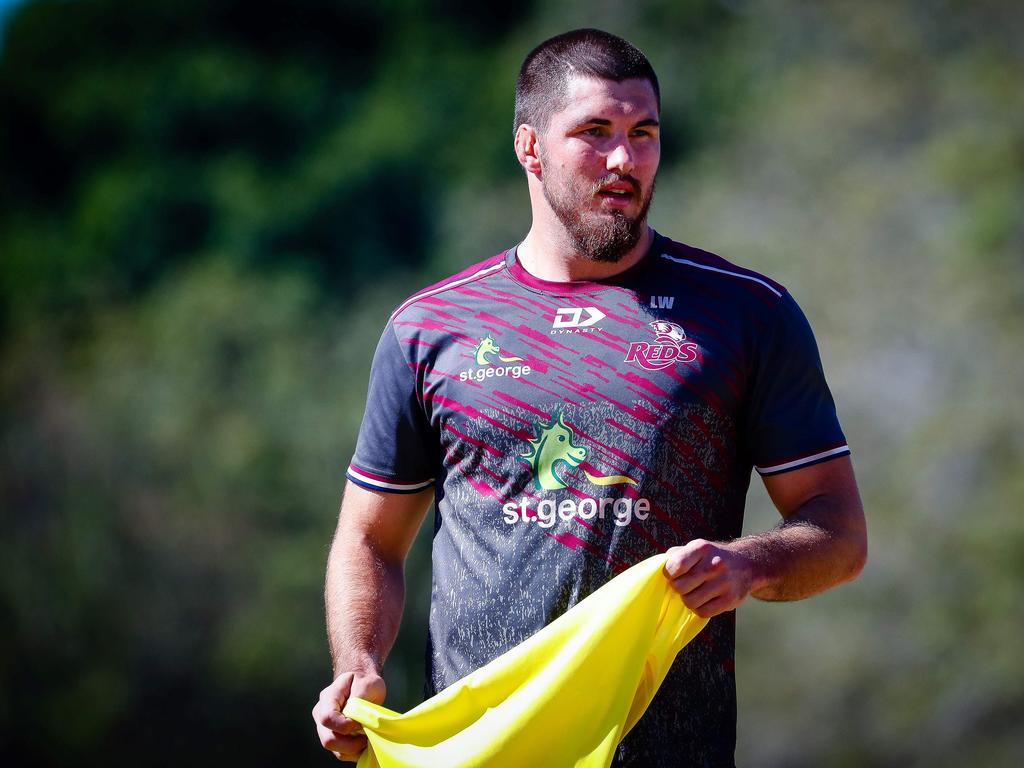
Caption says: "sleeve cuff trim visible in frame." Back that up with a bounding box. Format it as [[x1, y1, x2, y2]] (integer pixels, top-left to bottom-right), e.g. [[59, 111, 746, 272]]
[[755, 445, 851, 476], [347, 465, 434, 493]]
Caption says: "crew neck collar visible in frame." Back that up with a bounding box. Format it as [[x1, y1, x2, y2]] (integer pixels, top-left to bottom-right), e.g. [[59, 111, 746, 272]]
[[505, 231, 663, 295]]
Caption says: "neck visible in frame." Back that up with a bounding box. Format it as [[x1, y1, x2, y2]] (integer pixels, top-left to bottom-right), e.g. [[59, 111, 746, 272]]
[[517, 224, 654, 283]]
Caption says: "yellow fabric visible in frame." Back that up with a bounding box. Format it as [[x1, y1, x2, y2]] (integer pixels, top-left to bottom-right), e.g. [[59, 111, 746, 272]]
[[343, 553, 708, 768]]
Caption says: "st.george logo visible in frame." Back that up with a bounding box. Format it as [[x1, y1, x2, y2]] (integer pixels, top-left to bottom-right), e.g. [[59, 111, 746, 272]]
[[474, 335, 524, 365], [624, 321, 699, 371], [520, 414, 637, 491], [505, 414, 650, 528], [460, 335, 531, 382]]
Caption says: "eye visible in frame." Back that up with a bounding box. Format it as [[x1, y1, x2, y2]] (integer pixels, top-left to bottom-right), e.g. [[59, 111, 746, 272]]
[[557, 435, 565, 441]]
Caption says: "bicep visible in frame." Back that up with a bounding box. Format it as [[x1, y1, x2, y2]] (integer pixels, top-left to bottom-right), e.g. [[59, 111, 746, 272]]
[[334, 480, 434, 565], [761, 456, 865, 534]]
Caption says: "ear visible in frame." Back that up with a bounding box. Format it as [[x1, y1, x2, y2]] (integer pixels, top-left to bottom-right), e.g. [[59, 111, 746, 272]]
[[514, 124, 542, 176]]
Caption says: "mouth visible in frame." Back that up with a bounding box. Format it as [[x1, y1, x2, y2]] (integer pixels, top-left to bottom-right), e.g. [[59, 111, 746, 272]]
[[595, 180, 638, 207]]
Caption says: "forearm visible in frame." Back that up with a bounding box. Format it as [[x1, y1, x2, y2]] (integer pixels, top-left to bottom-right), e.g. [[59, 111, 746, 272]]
[[315, 484, 430, 758], [727, 494, 866, 602], [667, 456, 866, 617], [325, 528, 405, 677]]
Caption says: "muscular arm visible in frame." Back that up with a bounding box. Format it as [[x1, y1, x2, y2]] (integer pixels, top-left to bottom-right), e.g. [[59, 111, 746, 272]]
[[665, 456, 867, 617], [314, 481, 433, 760], [738, 454, 866, 601], [325, 481, 433, 675]]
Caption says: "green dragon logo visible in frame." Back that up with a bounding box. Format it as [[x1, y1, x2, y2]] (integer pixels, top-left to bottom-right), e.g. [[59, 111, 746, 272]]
[[521, 414, 638, 491], [474, 335, 524, 366]]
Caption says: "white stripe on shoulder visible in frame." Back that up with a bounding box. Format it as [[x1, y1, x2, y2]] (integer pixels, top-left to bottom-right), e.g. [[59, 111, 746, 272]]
[[659, 253, 782, 298], [347, 467, 435, 492], [391, 261, 506, 319], [755, 445, 850, 475]]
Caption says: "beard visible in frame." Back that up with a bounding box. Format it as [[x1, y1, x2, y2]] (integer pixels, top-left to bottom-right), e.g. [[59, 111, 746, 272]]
[[541, 167, 655, 263]]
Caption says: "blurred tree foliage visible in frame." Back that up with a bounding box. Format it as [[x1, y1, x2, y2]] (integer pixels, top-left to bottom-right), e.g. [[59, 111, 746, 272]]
[[1, 1, 1022, 766]]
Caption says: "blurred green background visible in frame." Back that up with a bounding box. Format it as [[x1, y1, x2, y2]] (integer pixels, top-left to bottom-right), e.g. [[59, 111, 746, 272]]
[[1, 1, 1021, 765]]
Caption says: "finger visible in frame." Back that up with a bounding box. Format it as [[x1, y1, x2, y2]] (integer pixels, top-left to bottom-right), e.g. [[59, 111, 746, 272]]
[[691, 594, 733, 619], [314, 673, 355, 722], [336, 717, 364, 736], [322, 731, 368, 759], [679, 579, 724, 612], [314, 704, 358, 734], [663, 539, 711, 578], [669, 552, 725, 595], [670, 567, 710, 597], [314, 675, 363, 734], [327, 672, 356, 701]]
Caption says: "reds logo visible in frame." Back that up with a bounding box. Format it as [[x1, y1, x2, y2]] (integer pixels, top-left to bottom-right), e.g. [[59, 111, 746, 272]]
[[624, 321, 699, 371]]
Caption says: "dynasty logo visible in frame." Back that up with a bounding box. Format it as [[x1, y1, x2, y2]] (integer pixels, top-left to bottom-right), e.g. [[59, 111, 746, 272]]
[[624, 321, 699, 371], [503, 414, 650, 528], [551, 306, 606, 334]]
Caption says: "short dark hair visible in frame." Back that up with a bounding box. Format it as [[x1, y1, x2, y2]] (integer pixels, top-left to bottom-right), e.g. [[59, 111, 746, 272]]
[[514, 29, 660, 135]]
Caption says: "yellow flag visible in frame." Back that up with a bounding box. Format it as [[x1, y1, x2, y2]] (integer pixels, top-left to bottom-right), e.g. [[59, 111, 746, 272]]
[[343, 553, 708, 768]]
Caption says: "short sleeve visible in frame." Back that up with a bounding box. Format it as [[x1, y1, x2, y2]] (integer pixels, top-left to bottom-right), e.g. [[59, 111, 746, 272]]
[[745, 292, 850, 476], [346, 324, 437, 493]]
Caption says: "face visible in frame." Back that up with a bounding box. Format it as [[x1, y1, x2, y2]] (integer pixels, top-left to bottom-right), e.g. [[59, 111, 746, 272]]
[[536, 75, 660, 262]]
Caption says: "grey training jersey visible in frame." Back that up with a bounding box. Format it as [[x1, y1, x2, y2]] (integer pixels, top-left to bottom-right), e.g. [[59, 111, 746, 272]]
[[348, 233, 849, 766]]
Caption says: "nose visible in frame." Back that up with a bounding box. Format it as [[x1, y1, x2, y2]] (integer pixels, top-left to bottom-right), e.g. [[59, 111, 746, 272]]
[[606, 138, 635, 175]]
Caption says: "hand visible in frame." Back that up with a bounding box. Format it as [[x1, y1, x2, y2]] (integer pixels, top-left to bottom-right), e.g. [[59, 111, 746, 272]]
[[312, 671, 387, 762], [664, 539, 756, 618]]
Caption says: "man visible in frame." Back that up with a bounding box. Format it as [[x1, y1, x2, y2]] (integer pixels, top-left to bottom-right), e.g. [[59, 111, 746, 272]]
[[313, 28, 866, 767]]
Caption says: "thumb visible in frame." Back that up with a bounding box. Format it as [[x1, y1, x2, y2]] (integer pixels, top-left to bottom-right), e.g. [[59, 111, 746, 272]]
[[350, 673, 387, 706]]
